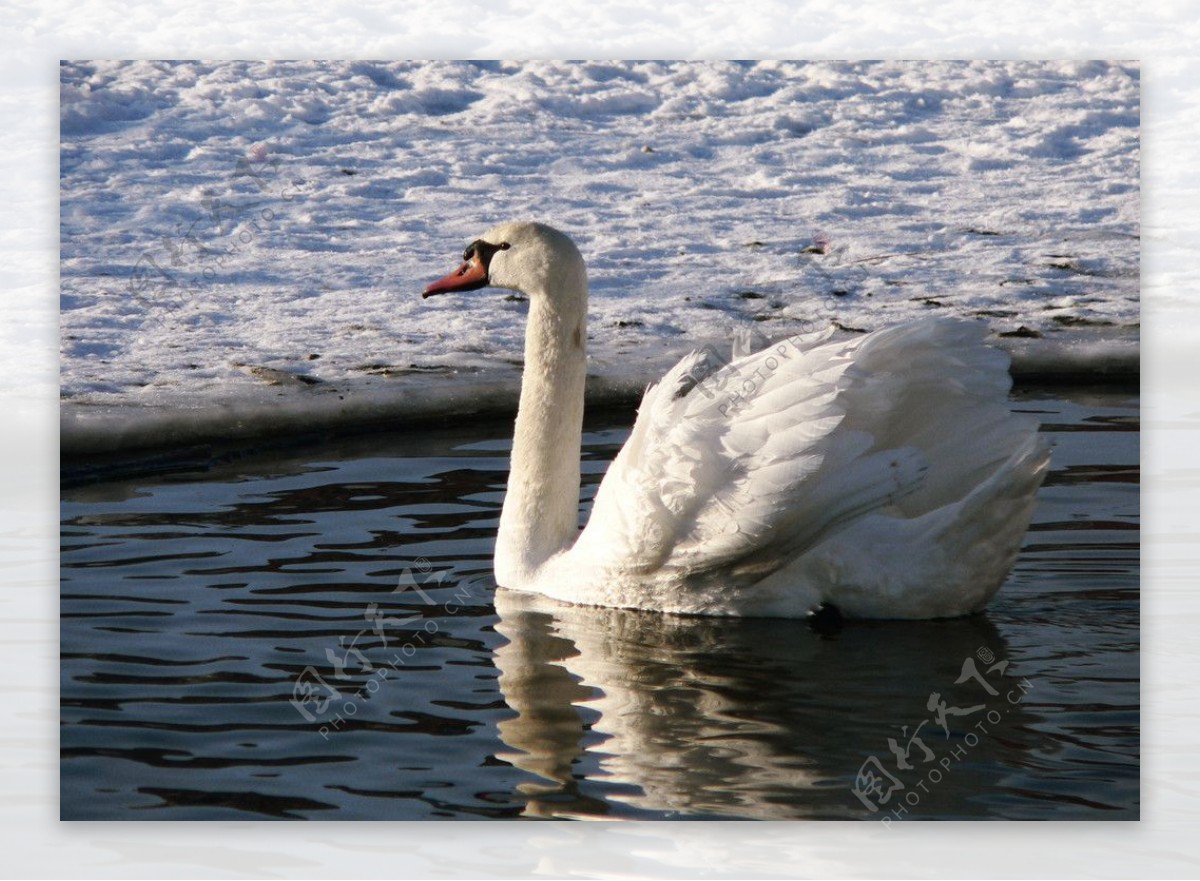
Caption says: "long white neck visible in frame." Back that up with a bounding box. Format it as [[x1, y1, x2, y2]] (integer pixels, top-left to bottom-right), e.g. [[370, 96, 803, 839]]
[[494, 276, 588, 586]]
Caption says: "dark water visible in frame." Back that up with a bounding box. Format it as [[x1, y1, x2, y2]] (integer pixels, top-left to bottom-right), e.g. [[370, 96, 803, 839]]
[[60, 388, 1139, 820]]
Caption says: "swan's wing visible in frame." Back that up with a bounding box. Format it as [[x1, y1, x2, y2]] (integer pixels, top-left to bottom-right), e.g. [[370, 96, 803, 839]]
[[571, 318, 1039, 599], [571, 324, 933, 584]]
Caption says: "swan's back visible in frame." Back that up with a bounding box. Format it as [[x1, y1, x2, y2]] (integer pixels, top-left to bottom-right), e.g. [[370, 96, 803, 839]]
[[536, 317, 1050, 618]]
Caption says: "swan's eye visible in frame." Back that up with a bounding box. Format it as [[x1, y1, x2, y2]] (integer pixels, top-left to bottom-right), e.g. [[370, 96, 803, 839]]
[[463, 239, 510, 270]]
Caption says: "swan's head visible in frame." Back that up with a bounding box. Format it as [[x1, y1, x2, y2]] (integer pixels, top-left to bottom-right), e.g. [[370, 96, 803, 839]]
[[423, 221, 586, 305]]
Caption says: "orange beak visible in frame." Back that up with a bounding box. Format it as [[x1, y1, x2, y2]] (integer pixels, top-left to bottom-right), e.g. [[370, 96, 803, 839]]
[[423, 256, 489, 298]]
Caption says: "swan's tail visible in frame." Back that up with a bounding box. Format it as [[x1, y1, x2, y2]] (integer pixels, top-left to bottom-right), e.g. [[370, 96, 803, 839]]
[[810, 431, 1051, 619]]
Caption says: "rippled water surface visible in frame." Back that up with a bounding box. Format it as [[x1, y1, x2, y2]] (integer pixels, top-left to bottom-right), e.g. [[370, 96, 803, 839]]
[[61, 388, 1139, 820]]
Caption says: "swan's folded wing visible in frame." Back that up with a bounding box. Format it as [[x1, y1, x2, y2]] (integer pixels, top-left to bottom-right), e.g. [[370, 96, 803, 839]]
[[571, 327, 929, 583]]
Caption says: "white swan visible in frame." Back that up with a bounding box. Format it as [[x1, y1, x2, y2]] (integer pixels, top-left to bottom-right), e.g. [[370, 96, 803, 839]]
[[424, 221, 1050, 619]]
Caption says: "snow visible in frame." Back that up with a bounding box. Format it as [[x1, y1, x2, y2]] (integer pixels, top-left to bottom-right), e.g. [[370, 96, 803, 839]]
[[59, 60, 1139, 452]]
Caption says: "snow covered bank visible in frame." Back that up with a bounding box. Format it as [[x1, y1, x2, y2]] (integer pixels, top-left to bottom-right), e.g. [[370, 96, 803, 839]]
[[60, 60, 1139, 455], [60, 327, 1137, 459]]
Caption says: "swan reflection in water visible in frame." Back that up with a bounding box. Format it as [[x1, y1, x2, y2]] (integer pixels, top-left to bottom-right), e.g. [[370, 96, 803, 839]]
[[493, 588, 1034, 820]]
